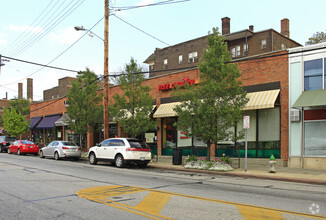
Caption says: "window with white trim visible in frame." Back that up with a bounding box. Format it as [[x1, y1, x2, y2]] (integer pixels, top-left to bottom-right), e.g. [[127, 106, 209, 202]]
[[304, 58, 325, 91], [163, 59, 168, 69], [236, 45, 241, 57], [261, 39, 267, 49], [188, 52, 198, 63], [231, 47, 236, 58], [178, 55, 183, 64], [243, 44, 248, 55]]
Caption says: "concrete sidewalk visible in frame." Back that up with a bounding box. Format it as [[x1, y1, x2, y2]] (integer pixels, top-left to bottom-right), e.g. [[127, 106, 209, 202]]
[[148, 156, 326, 186]]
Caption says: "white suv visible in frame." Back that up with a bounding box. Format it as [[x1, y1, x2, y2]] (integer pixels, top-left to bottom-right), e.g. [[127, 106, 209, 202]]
[[88, 138, 151, 168]]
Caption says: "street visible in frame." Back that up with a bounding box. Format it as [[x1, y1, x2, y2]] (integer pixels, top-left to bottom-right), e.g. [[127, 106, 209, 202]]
[[0, 153, 325, 220]]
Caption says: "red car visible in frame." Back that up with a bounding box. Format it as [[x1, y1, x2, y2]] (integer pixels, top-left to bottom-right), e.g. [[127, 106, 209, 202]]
[[8, 140, 39, 156]]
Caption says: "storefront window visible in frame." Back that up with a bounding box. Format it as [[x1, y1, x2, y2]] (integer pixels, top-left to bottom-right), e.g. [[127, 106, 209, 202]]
[[258, 107, 280, 149], [177, 130, 192, 147], [304, 121, 326, 156], [162, 118, 177, 149]]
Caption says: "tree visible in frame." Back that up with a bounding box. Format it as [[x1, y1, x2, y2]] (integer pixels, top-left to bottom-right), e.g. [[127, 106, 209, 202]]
[[9, 98, 30, 116], [66, 68, 103, 148], [305, 31, 326, 45], [109, 58, 157, 138], [2, 108, 29, 138], [173, 28, 248, 160]]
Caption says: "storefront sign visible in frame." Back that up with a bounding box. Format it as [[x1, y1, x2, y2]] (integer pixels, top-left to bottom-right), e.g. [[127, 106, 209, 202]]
[[145, 133, 155, 143], [158, 77, 196, 91]]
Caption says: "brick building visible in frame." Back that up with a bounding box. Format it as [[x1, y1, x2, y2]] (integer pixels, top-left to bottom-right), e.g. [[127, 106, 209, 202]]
[[144, 17, 300, 77], [43, 77, 76, 101]]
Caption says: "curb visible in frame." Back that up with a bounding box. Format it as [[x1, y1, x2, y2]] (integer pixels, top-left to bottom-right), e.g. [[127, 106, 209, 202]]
[[148, 164, 326, 186]]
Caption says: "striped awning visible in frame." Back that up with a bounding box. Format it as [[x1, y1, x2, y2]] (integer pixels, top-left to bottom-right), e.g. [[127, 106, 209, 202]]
[[153, 102, 181, 118], [244, 89, 280, 110]]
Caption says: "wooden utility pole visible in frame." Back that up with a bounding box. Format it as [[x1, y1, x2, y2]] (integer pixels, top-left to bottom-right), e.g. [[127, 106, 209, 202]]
[[103, 0, 109, 139]]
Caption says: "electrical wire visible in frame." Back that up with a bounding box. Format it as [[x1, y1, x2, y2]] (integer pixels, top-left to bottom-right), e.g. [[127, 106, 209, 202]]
[[110, 0, 190, 11], [113, 14, 169, 46], [10, 0, 86, 57]]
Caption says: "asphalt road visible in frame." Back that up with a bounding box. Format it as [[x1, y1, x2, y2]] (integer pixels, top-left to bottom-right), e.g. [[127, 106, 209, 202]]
[[0, 153, 325, 220]]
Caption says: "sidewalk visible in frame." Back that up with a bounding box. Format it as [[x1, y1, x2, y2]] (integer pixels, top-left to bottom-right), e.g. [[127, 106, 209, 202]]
[[148, 156, 326, 186]]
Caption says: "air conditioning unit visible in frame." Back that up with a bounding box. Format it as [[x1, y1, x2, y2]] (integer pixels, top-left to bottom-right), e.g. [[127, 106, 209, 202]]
[[290, 109, 301, 122]]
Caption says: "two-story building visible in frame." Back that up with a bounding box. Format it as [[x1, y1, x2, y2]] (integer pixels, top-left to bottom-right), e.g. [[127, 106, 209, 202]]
[[288, 42, 326, 170]]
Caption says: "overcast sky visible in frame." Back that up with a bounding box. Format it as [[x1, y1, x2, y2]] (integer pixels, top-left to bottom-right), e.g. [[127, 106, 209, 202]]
[[0, 0, 325, 100]]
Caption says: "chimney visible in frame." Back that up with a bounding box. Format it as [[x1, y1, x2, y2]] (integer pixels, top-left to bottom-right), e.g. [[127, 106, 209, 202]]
[[18, 83, 23, 99], [281, 18, 289, 38], [221, 17, 230, 35], [27, 78, 33, 101], [249, 25, 254, 32]]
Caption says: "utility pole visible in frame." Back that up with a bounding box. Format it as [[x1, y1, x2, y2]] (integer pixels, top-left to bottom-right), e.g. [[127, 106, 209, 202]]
[[103, 0, 109, 139]]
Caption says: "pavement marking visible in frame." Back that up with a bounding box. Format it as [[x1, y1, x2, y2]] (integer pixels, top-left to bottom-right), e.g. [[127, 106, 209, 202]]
[[77, 185, 326, 220], [135, 191, 171, 214], [237, 205, 285, 220]]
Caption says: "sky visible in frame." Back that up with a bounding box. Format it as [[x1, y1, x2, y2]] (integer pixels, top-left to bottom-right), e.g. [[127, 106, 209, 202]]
[[0, 0, 325, 101]]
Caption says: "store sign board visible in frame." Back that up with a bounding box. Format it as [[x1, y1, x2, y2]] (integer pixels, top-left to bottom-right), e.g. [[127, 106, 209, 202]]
[[158, 77, 196, 91]]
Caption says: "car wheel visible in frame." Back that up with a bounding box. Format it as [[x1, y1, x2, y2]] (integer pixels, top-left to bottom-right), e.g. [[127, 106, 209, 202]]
[[54, 152, 60, 160], [138, 162, 148, 168], [115, 154, 124, 168], [89, 153, 97, 165], [7, 148, 11, 154], [0, 145, 2, 153], [17, 149, 21, 155], [39, 150, 45, 158]]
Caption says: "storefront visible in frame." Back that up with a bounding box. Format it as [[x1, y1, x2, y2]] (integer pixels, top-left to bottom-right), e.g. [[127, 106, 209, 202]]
[[34, 114, 62, 146], [153, 88, 281, 158], [289, 43, 326, 170]]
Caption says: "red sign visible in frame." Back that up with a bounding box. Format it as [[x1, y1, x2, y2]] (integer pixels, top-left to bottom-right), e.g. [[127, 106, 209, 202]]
[[158, 77, 196, 91]]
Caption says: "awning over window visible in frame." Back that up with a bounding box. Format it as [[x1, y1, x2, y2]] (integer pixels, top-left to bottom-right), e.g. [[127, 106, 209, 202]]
[[55, 113, 70, 126], [36, 114, 62, 129], [153, 102, 181, 118], [292, 89, 326, 108], [244, 89, 280, 110], [29, 116, 42, 130], [115, 106, 156, 120]]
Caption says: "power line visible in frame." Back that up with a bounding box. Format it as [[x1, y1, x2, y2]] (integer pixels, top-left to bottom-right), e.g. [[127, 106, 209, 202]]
[[0, 17, 104, 87], [1, 55, 78, 73], [113, 14, 169, 46], [110, 0, 190, 11]]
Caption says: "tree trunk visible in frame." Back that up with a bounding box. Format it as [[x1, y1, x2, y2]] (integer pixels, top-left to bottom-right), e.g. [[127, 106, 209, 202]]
[[206, 140, 211, 161]]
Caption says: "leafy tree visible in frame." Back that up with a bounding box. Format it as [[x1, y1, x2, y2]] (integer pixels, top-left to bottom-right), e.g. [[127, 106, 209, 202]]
[[2, 108, 29, 138], [173, 28, 248, 160], [66, 68, 103, 147], [305, 31, 326, 45], [109, 58, 157, 138], [9, 98, 30, 115]]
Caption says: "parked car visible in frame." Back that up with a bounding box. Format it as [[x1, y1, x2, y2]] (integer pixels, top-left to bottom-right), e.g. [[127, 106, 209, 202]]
[[88, 138, 151, 168], [0, 136, 17, 153], [8, 140, 39, 156], [39, 141, 81, 160]]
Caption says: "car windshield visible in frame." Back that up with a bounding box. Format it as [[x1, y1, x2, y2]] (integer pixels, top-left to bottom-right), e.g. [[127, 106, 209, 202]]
[[5, 137, 16, 142], [21, 140, 34, 144], [128, 139, 149, 149], [62, 141, 77, 146]]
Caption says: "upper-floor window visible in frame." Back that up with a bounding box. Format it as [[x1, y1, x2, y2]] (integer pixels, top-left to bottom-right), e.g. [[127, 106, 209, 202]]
[[178, 55, 183, 64], [163, 59, 168, 69], [188, 52, 198, 63], [236, 45, 241, 57], [149, 65, 154, 70], [281, 44, 286, 50], [231, 47, 236, 58], [261, 39, 267, 49], [304, 58, 324, 91], [231, 46, 241, 58], [243, 44, 248, 55]]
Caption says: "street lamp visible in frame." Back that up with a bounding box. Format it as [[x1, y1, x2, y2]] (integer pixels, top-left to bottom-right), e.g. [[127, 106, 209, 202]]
[[74, 1, 109, 141], [74, 26, 104, 42]]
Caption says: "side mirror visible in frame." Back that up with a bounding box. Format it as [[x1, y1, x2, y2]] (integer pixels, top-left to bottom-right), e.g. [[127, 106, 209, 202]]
[[96, 143, 100, 147]]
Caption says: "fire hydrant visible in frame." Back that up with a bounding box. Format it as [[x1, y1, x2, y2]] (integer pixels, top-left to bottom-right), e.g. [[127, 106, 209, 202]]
[[268, 154, 276, 173]]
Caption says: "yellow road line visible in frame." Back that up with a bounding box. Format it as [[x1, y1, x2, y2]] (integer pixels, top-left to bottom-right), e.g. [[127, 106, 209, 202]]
[[135, 192, 172, 214], [77, 185, 326, 220], [237, 205, 285, 220]]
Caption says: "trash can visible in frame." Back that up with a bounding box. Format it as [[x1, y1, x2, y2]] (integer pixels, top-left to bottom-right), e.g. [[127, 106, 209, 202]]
[[172, 148, 182, 165]]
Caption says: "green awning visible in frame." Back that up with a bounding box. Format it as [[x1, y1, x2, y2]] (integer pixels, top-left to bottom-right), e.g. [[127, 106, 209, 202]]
[[292, 89, 326, 108]]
